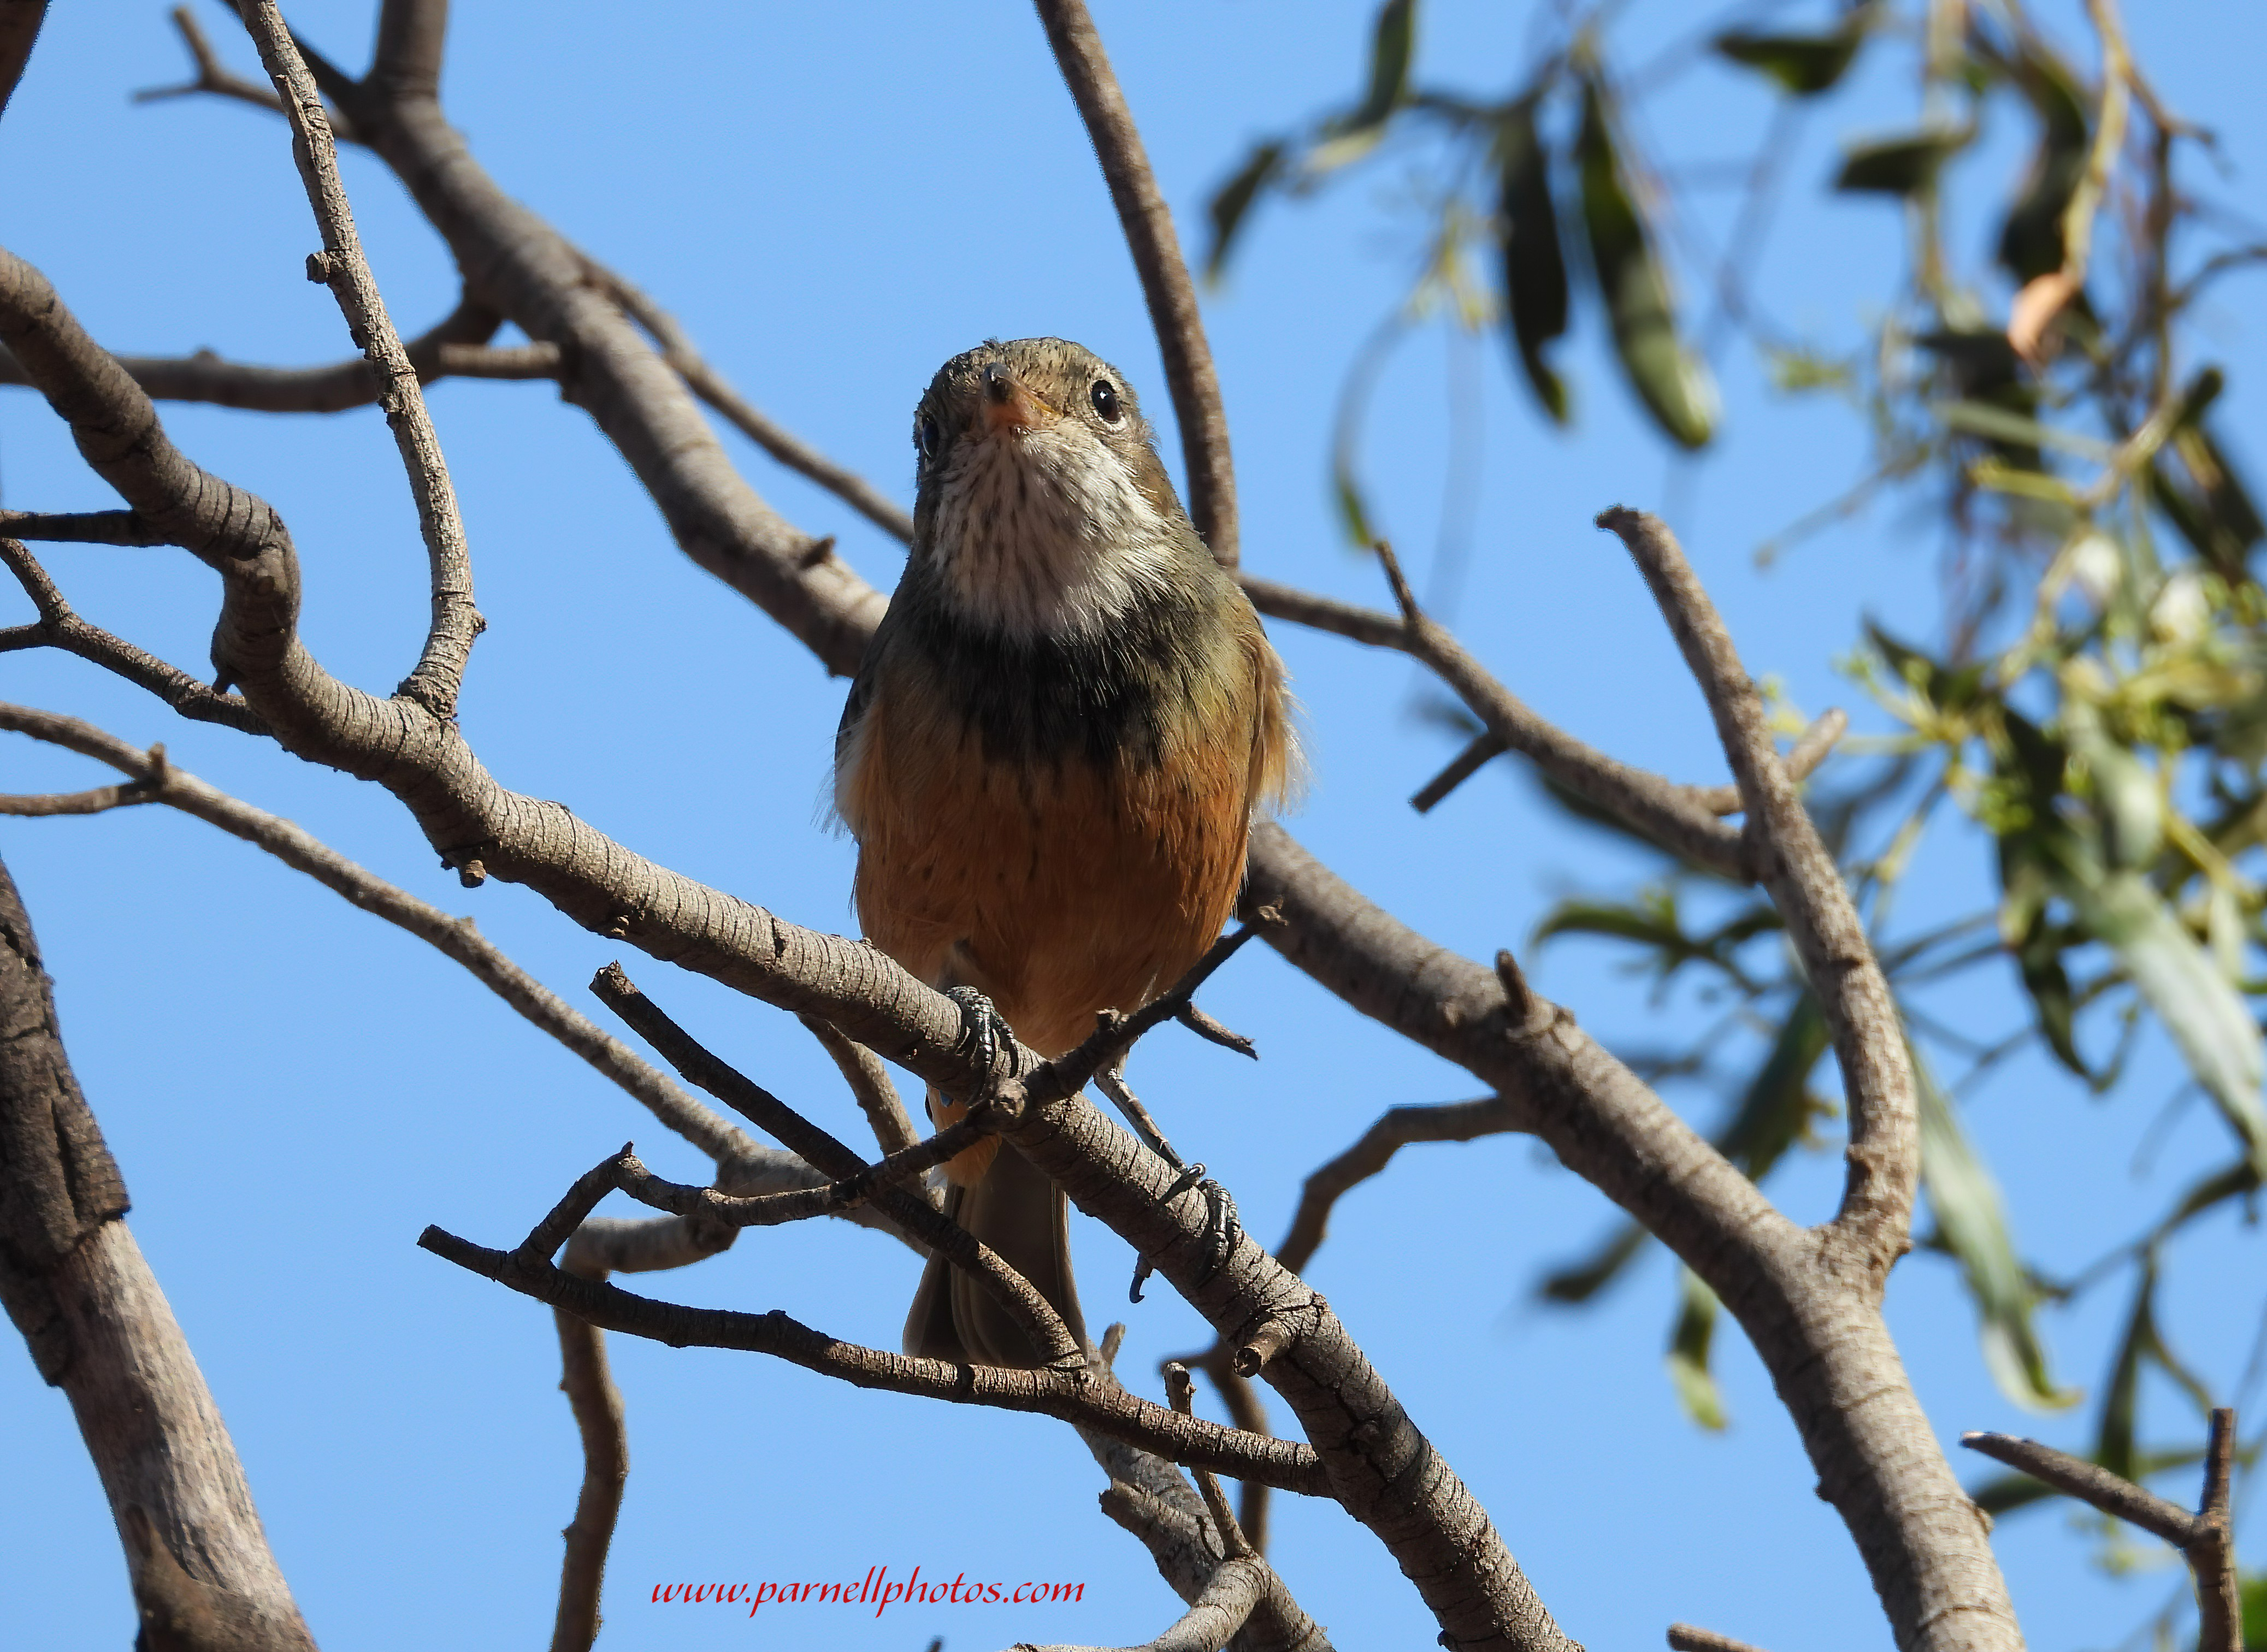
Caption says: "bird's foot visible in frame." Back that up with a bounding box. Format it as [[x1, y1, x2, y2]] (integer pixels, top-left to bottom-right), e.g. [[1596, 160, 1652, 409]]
[[946, 986, 1012, 1080], [1128, 1162, 1243, 1304]]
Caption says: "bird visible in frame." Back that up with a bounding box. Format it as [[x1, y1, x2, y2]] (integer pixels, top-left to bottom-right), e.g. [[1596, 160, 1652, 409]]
[[833, 336, 1292, 1369]]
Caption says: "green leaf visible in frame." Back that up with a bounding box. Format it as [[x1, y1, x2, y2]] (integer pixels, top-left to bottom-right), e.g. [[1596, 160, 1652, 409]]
[[1833, 127, 1970, 195], [1305, 0, 1418, 175], [2240, 1572, 2267, 1648], [1495, 98, 1571, 423], [2157, 421, 2266, 582], [1348, 0, 1417, 131], [1717, 992, 1831, 1181], [1863, 619, 1988, 711], [1575, 75, 1717, 448], [2055, 858, 2267, 1169], [1713, 3, 1876, 97], [1537, 1219, 1648, 1303], [1666, 1268, 1728, 1430], [2014, 912, 2088, 1078], [1911, 1039, 2077, 1411], [1996, 45, 2091, 281], [1203, 140, 1286, 285]]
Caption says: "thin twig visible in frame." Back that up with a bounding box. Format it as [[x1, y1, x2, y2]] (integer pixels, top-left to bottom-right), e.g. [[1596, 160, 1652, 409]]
[[0, 542, 266, 732], [798, 1012, 920, 1157], [240, 0, 482, 719], [591, 965, 1083, 1371], [0, 702, 757, 1164], [1599, 507, 1919, 1275], [1033, 0, 1237, 567], [133, 5, 361, 143], [588, 262, 915, 546], [1278, 1096, 1516, 1277], [1415, 708, 1847, 817], [549, 1276, 625, 1652], [1958, 1432, 2197, 1545], [419, 1225, 1330, 1497], [1667, 1627, 1772, 1652], [1164, 1363, 1253, 1561]]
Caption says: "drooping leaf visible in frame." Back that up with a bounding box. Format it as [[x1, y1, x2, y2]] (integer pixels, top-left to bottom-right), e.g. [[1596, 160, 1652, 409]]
[[2013, 911, 2088, 1077], [1304, 0, 1419, 175], [1666, 1268, 1728, 1430], [1495, 97, 1571, 423], [1911, 1039, 2077, 1411], [2092, 1257, 2215, 1480], [1537, 1218, 1648, 1303], [2055, 856, 2267, 1169], [1833, 127, 1970, 196], [1204, 140, 1286, 284], [1995, 45, 2091, 281], [1575, 75, 1717, 448], [1713, 3, 1876, 97], [1531, 886, 1778, 993], [1717, 992, 1831, 1181], [2157, 421, 2266, 583]]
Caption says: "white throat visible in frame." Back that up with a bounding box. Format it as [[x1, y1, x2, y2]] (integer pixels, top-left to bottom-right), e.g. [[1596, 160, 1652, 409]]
[[927, 423, 1180, 640]]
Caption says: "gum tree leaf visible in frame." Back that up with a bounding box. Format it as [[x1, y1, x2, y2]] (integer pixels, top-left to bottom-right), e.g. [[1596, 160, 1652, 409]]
[[1666, 1268, 1728, 1430], [2056, 857, 2267, 1169], [1304, 0, 1418, 176], [1996, 45, 2091, 281], [1495, 97, 1571, 423], [1204, 140, 1286, 284], [1576, 75, 1717, 448], [2014, 913, 2087, 1078], [1911, 1039, 2077, 1411], [1714, 3, 1876, 97], [1719, 992, 1830, 1180], [1833, 127, 1970, 195], [1537, 1218, 1647, 1302]]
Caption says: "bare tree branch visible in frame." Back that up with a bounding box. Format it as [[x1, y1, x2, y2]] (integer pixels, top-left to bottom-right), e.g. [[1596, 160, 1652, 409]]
[[0, 540, 267, 733], [1667, 1626, 1773, 1652], [588, 262, 917, 546], [1962, 1409, 2245, 1652], [1021, 1554, 1271, 1652], [548, 1284, 624, 1652], [1275, 1096, 1518, 1276], [799, 1012, 922, 1158], [1597, 507, 1918, 1277], [0, 298, 556, 414], [0, 702, 757, 1165], [420, 1222, 1329, 1497], [1033, 0, 1237, 566], [239, 0, 482, 721], [0, 852, 318, 1650], [133, 4, 362, 143]]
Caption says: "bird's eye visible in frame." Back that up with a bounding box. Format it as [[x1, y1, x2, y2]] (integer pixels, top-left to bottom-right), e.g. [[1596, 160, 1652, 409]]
[[1090, 380, 1123, 424], [916, 414, 941, 461]]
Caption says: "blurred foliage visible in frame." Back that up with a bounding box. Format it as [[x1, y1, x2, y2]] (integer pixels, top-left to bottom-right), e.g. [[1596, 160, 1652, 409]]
[[1209, 0, 2267, 1611]]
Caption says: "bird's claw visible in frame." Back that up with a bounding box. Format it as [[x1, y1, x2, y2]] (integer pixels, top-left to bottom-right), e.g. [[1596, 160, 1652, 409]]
[[1127, 1163, 1243, 1303], [946, 986, 1011, 1079]]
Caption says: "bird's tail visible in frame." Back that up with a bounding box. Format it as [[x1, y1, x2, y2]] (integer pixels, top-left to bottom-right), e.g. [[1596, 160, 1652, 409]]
[[903, 1089, 1087, 1367]]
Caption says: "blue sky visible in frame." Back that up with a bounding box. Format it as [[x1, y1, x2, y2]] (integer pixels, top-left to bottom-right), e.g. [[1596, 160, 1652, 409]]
[[1, 2, 2262, 1649]]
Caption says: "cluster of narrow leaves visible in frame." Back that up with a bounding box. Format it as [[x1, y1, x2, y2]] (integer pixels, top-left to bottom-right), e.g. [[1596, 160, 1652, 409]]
[[1209, 0, 2267, 1577]]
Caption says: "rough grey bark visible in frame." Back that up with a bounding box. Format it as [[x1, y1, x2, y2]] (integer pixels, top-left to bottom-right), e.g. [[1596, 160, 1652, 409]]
[[0, 855, 315, 1651]]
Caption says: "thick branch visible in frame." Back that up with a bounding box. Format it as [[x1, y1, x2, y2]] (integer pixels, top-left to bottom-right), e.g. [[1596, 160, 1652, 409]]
[[1034, 0, 1237, 566], [0, 853, 317, 1650], [240, 0, 482, 720], [1597, 508, 1917, 1280]]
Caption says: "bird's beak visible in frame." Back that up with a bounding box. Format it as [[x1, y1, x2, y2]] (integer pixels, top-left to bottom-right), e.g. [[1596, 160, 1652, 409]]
[[979, 359, 1053, 434]]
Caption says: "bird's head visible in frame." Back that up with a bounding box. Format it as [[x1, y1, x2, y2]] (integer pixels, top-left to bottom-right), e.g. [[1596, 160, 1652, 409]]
[[908, 337, 1197, 638]]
